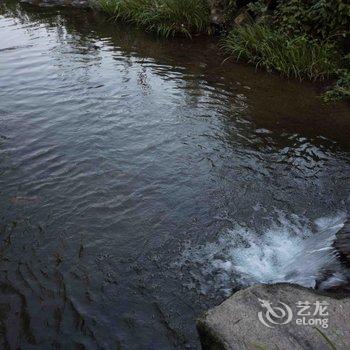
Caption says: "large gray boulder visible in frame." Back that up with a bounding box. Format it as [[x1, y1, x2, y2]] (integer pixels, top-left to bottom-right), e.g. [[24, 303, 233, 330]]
[[197, 283, 350, 349]]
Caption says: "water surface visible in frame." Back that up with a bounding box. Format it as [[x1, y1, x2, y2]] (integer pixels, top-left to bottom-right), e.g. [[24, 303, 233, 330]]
[[0, 2, 350, 349]]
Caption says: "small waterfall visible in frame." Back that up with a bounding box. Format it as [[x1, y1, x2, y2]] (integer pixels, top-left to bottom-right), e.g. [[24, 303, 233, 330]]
[[233, 214, 346, 289], [177, 212, 350, 296]]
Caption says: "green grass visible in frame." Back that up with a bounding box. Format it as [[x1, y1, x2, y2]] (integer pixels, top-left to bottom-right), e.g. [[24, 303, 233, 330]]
[[223, 24, 339, 81], [96, 0, 211, 37]]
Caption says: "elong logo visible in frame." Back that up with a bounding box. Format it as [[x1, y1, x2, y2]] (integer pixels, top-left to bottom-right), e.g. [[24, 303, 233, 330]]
[[258, 299, 293, 328], [258, 299, 329, 329]]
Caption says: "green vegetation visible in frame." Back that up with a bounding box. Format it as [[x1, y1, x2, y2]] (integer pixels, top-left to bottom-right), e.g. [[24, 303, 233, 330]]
[[223, 0, 349, 102], [223, 24, 338, 81], [97, 0, 210, 37], [274, 0, 349, 41], [323, 69, 350, 102]]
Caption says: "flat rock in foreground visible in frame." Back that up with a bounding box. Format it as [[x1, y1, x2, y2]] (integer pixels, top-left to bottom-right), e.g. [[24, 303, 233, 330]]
[[197, 283, 350, 349]]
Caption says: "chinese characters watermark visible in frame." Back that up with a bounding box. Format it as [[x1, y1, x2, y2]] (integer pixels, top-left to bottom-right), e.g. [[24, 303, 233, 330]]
[[258, 298, 329, 329]]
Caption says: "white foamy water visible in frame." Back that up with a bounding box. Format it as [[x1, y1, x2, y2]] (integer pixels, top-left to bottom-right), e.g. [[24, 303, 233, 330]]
[[177, 212, 348, 296]]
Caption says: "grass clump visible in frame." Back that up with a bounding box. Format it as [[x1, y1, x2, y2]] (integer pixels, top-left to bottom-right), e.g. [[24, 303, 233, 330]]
[[223, 24, 339, 81], [97, 0, 211, 37]]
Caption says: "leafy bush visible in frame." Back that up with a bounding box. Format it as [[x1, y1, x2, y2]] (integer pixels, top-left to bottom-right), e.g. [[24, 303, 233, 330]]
[[223, 24, 339, 80], [274, 0, 350, 41], [323, 69, 350, 102], [247, 0, 268, 18], [97, 0, 211, 37], [221, 0, 240, 23]]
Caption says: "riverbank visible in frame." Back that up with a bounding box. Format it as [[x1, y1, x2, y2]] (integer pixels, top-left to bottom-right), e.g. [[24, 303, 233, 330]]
[[19, 0, 350, 103]]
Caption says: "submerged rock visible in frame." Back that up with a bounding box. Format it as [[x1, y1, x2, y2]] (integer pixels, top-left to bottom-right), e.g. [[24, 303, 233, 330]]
[[233, 11, 251, 27], [207, 0, 226, 25], [197, 283, 350, 349]]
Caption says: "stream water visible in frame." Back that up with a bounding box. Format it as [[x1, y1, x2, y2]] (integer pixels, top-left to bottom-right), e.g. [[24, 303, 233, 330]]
[[0, 1, 350, 349]]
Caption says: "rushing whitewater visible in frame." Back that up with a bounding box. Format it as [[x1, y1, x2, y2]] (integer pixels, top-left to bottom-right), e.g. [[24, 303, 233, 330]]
[[177, 212, 349, 296]]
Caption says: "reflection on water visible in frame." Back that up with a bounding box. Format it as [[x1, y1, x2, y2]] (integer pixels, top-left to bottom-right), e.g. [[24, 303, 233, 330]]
[[0, 1, 350, 349]]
